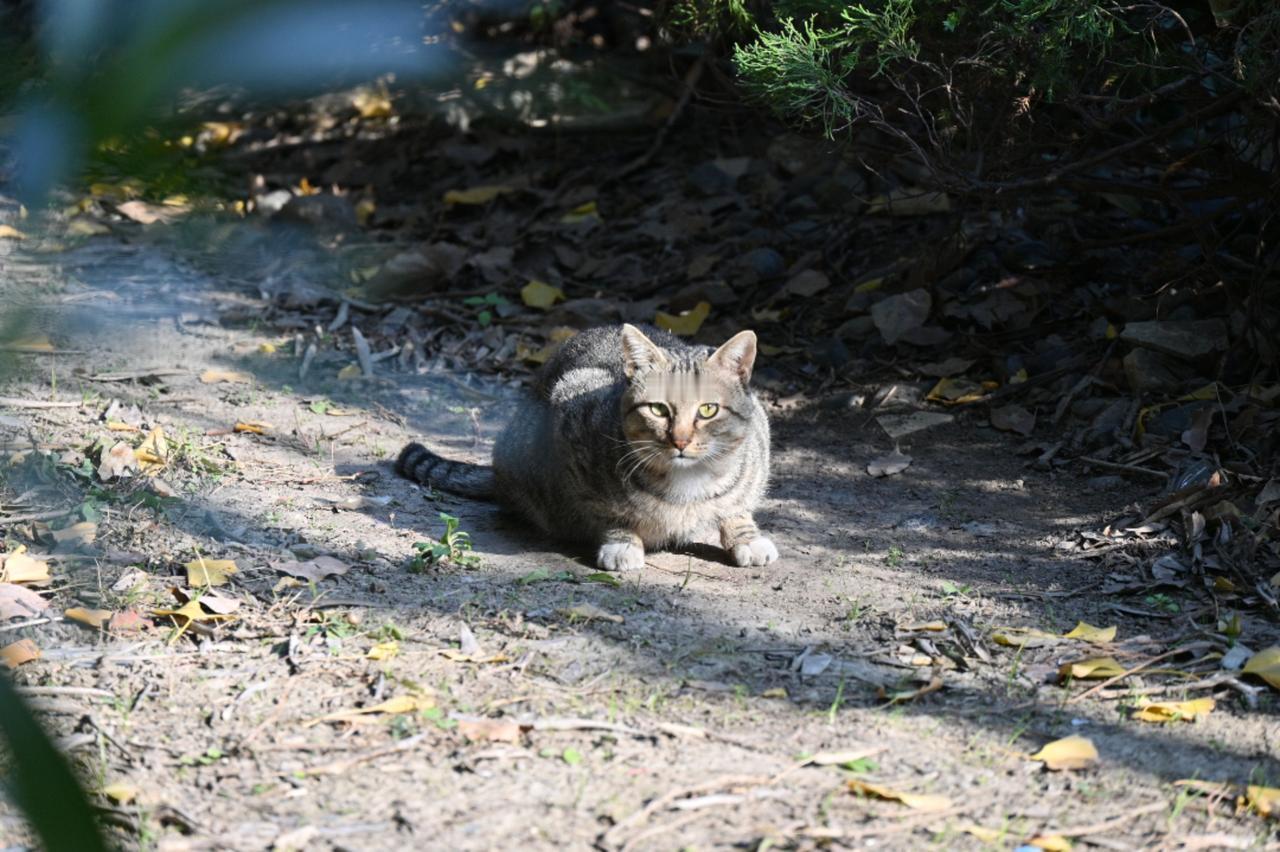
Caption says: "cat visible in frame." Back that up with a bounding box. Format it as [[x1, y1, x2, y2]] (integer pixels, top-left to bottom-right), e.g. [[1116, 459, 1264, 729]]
[[396, 323, 778, 571]]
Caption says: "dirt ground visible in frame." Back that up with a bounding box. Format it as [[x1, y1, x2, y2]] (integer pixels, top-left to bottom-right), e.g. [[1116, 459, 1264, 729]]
[[1, 74, 1279, 851], [0, 232, 1275, 852]]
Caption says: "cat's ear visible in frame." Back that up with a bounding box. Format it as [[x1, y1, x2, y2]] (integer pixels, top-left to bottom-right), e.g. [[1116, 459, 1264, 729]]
[[708, 330, 757, 384], [620, 324, 668, 379]]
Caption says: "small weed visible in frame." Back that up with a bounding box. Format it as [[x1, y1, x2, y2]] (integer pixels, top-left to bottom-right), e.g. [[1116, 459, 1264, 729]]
[[1144, 593, 1180, 614], [886, 545, 904, 567], [462, 292, 509, 327], [410, 513, 481, 571], [939, 580, 972, 598], [839, 756, 878, 774], [826, 678, 846, 724], [421, 706, 457, 730]]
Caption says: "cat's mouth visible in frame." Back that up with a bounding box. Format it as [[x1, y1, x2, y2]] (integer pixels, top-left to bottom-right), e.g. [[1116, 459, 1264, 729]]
[[668, 453, 702, 467]]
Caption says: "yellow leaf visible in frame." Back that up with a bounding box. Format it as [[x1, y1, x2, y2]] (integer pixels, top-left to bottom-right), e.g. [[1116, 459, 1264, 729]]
[[846, 779, 951, 812], [0, 639, 39, 668], [7, 334, 55, 352], [1063, 622, 1116, 643], [258, 342, 277, 355], [185, 558, 237, 587], [366, 640, 399, 661], [234, 421, 271, 434], [558, 603, 624, 624], [900, 621, 948, 632], [560, 200, 600, 224], [102, 783, 138, 805], [1030, 736, 1098, 771], [760, 687, 788, 699], [67, 218, 110, 237], [991, 627, 1062, 648], [1058, 657, 1125, 681], [655, 301, 711, 336], [199, 369, 252, 385], [0, 224, 27, 240], [927, 377, 986, 404], [854, 277, 883, 293], [515, 341, 555, 364], [352, 89, 393, 119], [548, 326, 578, 344], [152, 600, 237, 628], [1243, 647, 1280, 689], [1028, 834, 1072, 851], [1, 551, 50, 584], [443, 185, 514, 205], [1245, 785, 1280, 819], [135, 427, 167, 473], [1105, 323, 1118, 339], [355, 199, 376, 226], [438, 649, 510, 664], [65, 607, 113, 629], [960, 825, 1005, 843], [303, 693, 434, 727], [337, 363, 362, 380], [1009, 368, 1029, 384], [200, 122, 244, 146], [296, 177, 320, 196], [106, 421, 140, 432], [1132, 698, 1214, 723], [521, 280, 565, 310]]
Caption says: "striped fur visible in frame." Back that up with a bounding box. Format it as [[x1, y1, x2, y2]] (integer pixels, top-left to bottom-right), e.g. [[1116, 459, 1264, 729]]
[[397, 324, 778, 570]]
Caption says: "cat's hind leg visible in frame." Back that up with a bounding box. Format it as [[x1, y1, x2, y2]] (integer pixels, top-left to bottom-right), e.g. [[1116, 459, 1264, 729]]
[[719, 515, 779, 567], [596, 529, 646, 571]]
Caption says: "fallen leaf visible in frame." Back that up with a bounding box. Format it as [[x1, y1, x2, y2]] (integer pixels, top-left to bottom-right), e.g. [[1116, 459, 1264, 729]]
[[899, 621, 948, 632], [0, 639, 39, 667], [521, 280, 565, 309], [1245, 785, 1280, 819], [337, 363, 362, 380], [866, 188, 952, 216], [918, 357, 974, 378], [559, 603, 624, 624], [443, 185, 513, 205], [108, 609, 151, 633], [185, 558, 237, 587], [1063, 622, 1117, 643], [303, 694, 434, 727], [655, 301, 711, 336], [876, 411, 954, 439], [352, 88, 393, 118], [134, 427, 168, 473], [199, 369, 252, 385], [152, 600, 236, 641], [1030, 736, 1098, 771], [927, 376, 985, 404], [233, 421, 271, 434], [516, 341, 556, 364], [960, 825, 1005, 844], [67, 218, 110, 236], [1242, 647, 1280, 689], [6, 334, 54, 351], [846, 779, 951, 812], [1132, 698, 1214, 723], [560, 200, 600, 224], [0, 224, 27, 239], [50, 521, 97, 548], [0, 551, 50, 584], [274, 556, 349, 583], [871, 289, 931, 344], [0, 583, 50, 620], [1027, 835, 1072, 851], [867, 450, 912, 478], [457, 717, 524, 743], [805, 746, 882, 766], [101, 783, 138, 805], [191, 591, 239, 615], [97, 441, 138, 481], [1058, 657, 1126, 680], [990, 404, 1036, 436], [878, 676, 943, 704], [761, 687, 788, 699], [366, 640, 399, 661], [784, 269, 831, 297], [116, 200, 184, 225], [991, 627, 1062, 648], [65, 607, 113, 629]]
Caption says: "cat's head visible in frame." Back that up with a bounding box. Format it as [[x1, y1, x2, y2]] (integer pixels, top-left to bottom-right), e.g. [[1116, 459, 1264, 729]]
[[618, 324, 758, 471]]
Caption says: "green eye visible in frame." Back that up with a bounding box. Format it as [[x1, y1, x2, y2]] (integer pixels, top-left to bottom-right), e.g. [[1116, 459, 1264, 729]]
[[697, 403, 720, 418], [647, 403, 670, 417]]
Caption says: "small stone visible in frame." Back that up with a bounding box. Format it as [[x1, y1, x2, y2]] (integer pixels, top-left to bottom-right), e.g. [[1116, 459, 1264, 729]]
[[275, 194, 357, 229], [1120, 319, 1228, 360], [254, 189, 293, 215], [738, 247, 785, 279]]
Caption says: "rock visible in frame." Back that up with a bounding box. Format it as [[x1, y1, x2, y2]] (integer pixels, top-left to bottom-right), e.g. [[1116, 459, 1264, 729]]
[[670, 279, 736, 311], [767, 134, 838, 176], [784, 269, 830, 297], [737, 247, 785, 280], [1123, 348, 1187, 394], [1120, 319, 1227, 360], [687, 159, 746, 196], [275, 194, 357, 229], [835, 315, 876, 340]]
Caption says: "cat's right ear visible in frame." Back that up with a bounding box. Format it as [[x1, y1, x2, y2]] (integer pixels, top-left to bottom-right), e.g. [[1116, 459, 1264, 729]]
[[620, 324, 667, 379]]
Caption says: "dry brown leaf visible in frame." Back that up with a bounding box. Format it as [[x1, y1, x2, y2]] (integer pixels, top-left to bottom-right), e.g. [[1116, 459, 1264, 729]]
[[1245, 785, 1280, 819], [846, 779, 952, 812], [199, 369, 253, 385], [185, 558, 237, 587], [805, 747, 882, 766], [274, 556, 348, 583], [1027, 835, 1072, 851], [0, 582, 50, 619], [559, 603, 624, 624], [0, 224, 27, 239], [991, 627, 1062, 648], [50, 521, 97, 547], [0, 639, 39, 668], [108, 608, 151, 633], [7, 334, 55, 351], [97, 441, 138, 481], [443, 185, 514, 205], [457, 717, 524, 743], [366, 641, 399, 661], [0, 551, 50, 584], [303, 694, 434, 728], [1242, 647, 1280, 689], [990, 404, 1036, 436], [1132, 698, 1214, 723], [1030, 736, 1098, 771], [233, 421, 271, 434], [65, 607, 113, 629]]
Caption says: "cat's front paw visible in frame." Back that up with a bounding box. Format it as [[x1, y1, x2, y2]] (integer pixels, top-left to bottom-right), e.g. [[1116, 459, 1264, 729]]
[[731, 537, 779, 567], [597, 541, 646, 572]]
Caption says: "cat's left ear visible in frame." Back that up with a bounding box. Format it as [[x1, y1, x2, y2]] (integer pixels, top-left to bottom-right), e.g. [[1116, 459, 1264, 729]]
[[708, 330, 757, 384]]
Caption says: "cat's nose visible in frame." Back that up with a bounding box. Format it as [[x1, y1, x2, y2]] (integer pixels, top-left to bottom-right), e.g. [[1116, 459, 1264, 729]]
[[671, 437, 691, 451]]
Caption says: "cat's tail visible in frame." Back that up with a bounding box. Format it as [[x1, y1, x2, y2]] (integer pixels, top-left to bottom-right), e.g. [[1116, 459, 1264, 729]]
[[395, 442, 496, 499]]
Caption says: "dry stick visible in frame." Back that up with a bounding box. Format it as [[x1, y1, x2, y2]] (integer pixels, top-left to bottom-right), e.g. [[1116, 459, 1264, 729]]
[[0, 397, 80, 409], [1067, 642, 1213, 705], [1044, 801, 1166, 838], [1078, 456, 1170, 482], [610, 51, 707, 184], [303, 733, 427, 776], [0, 617, 52, 633], [0, 507, 75, 524]]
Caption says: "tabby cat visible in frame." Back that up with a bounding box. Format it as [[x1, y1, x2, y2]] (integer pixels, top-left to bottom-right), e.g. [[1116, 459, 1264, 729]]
[[396, 324, 778, 571]]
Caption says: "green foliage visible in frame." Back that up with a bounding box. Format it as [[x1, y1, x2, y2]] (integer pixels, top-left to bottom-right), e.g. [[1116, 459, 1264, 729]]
[[410, 512, 481, 571]]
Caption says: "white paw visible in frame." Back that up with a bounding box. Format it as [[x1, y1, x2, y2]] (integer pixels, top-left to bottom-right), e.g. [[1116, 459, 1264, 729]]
[[731, 537, 779, 567], [597, 541, 646, 572]]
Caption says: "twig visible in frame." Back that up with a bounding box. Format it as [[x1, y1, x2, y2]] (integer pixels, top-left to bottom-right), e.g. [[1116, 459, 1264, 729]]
[[1067, 642, 1213, 704], [528, 717, 650, 737], [1043, 801, 1165, 838], [0, 508, 75, 524], [0, 617, 53, 633], [0, 397, 80, 409], [302, 733, 426, 776], [610, 51, 707, 184], [1078, 456, 1170, 482]]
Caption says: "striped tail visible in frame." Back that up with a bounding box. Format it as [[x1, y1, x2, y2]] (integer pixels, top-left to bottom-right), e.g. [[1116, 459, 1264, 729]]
[[395, 442, 496, 499]]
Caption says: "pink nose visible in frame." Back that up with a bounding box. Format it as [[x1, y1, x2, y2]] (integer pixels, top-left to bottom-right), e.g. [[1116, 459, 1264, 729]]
[[672, 437, 691, 451]]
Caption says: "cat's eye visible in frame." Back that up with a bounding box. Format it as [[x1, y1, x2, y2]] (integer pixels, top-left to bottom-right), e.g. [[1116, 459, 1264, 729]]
[[697, 403, 720, 419], [647, 403, 670, 418]]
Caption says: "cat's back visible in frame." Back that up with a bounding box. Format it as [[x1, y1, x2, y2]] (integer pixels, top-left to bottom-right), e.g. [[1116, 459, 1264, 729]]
[[532, 324, 690, 400]]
